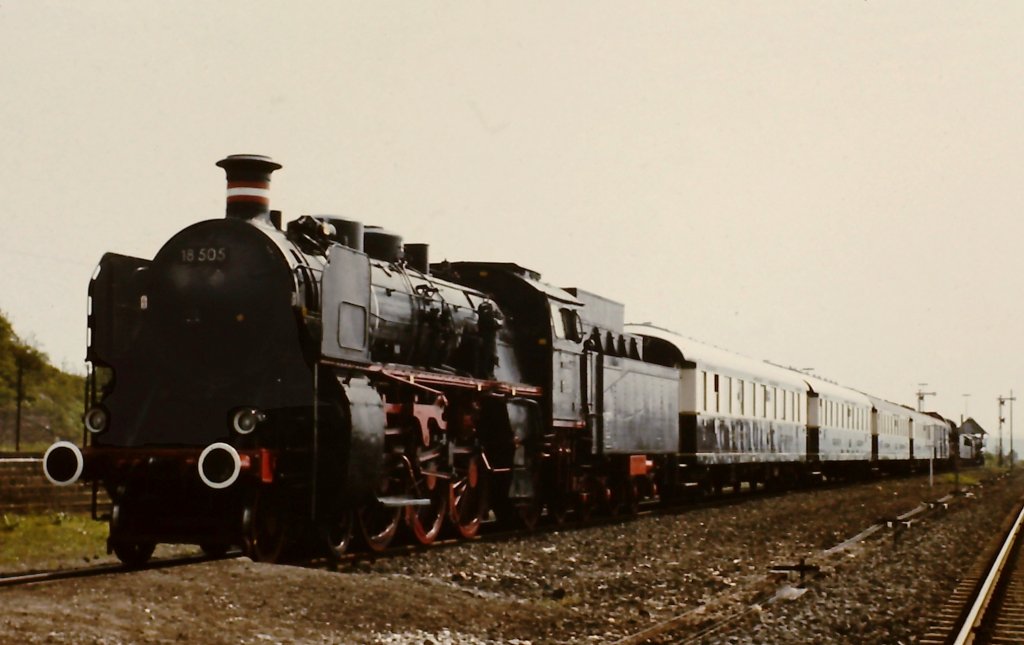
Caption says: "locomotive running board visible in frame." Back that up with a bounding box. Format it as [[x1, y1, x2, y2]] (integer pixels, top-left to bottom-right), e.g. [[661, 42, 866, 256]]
[[377, 496, 432, 507]]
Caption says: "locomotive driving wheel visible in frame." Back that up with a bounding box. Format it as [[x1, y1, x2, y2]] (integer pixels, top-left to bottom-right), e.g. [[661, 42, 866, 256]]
[[407, 479, 446, 545], [406, 444, 448, 546], [325, 512, 354, 557], [357, 500, 402, 552], [356, 456, 405, 552], [449, 452, 489, 539], [323, 509, 354, 560]]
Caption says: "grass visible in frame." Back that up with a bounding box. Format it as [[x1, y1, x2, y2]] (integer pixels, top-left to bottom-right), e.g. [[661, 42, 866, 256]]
[[0, 512, 109, 573]]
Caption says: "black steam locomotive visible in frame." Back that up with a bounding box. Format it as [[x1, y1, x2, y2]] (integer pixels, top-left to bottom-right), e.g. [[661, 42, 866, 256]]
[[43, 154, 963, 565]]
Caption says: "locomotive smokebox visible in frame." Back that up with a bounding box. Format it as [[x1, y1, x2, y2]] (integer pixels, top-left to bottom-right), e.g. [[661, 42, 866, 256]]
[[215, 154, 283, 223]]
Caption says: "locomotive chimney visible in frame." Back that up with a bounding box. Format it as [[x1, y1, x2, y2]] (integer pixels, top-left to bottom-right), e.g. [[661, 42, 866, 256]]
[[215, 154, 283, 224]]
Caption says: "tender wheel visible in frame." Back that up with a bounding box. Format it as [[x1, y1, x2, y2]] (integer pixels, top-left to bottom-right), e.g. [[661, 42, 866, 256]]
[[516, 498, 542, 530], [548, 499, 570, 526], [449, 453, 489, 539], [407, 474, 448, 546], [323, 510, 354, 560], [112, 541, 155, 567], [242, 497, 287, 563], [576, 476, 604, 522], [617, 478, 641, 516]]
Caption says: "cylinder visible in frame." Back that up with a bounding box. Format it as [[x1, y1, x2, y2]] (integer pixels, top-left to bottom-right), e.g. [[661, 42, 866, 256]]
[[215, 154, 282, 222]]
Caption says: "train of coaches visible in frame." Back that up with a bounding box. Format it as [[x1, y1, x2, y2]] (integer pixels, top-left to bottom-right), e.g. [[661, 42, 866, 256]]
[[41, 154, 985, 565]]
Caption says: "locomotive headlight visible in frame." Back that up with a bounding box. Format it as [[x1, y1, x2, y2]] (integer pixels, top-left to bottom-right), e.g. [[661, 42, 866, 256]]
[[84, 406, 109, 434], [231, 408, 265, 435]]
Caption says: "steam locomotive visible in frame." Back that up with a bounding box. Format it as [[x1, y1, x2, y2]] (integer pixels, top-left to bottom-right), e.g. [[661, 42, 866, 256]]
[[43, 154, 967, 565]]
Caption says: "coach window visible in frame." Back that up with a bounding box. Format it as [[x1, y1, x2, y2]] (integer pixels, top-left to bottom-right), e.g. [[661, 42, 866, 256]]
[[713, 374, 720, 412], [724, 377, 732, 414]]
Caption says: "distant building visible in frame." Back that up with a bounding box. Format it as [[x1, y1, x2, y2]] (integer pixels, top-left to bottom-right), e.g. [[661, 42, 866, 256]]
[[958, 417, 987, 459]]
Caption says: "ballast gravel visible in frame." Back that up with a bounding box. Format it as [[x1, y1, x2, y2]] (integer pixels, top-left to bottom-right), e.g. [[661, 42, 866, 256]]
[[0, 468, 1019, 644]]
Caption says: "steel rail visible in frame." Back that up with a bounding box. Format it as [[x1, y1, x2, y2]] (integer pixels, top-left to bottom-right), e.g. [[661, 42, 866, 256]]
[[952, 501, 1024, 644], [0, 551, 239, 589]]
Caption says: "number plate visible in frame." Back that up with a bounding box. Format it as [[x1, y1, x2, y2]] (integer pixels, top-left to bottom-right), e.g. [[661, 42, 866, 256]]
[[180, 247, 228, 263]]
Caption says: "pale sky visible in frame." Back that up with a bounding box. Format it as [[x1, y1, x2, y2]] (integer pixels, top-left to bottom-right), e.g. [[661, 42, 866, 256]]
[[1, 2, 1022, 444]]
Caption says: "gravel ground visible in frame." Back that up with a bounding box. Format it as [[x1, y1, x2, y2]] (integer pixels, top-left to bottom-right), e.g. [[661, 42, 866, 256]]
[[0, 468, 1019, 644]]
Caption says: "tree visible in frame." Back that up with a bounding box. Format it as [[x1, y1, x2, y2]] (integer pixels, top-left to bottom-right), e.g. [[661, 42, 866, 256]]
[[0, 310, 85, 451]]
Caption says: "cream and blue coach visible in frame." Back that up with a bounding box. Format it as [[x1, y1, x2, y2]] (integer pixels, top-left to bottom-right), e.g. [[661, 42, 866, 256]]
[[629, 325, 813, 487], [794, 374, 873, 476], [865, 394, 913, 466]]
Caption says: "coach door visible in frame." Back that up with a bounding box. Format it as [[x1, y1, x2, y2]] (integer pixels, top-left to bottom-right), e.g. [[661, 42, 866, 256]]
[[806, 392, 820, 462]]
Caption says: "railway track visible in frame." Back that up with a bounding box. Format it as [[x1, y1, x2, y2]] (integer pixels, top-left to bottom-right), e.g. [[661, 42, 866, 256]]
[[921, 496, 1024, 644], [0, 551, 239, 589]]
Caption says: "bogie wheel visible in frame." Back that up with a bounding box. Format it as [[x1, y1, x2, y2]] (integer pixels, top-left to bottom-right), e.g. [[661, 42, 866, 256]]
[[323, 510, 354, 560], [407, 474, 448, 545], [112, 541, 156, 567], [449, 453, 489, 539], [242, 496, 288, 563]]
